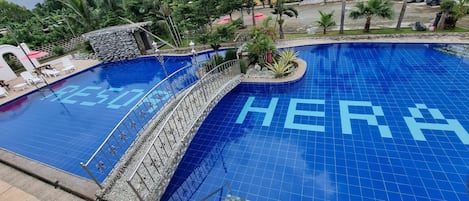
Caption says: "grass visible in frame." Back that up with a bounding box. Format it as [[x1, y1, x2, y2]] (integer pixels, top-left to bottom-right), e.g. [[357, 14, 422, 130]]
[[285, 27, 469, 39]]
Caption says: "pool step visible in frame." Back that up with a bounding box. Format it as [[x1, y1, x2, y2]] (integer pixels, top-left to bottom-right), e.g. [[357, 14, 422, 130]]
[[225, 194, 249, 201], [435, 44, 469, 58]]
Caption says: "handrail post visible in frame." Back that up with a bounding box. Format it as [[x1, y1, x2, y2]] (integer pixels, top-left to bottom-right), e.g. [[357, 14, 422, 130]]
[[80, 162, 103, 189]]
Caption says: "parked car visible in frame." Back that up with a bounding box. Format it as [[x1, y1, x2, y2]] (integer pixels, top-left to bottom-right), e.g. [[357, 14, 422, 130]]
[[426, 0, 440, 5], [407, 0, 425, 3]]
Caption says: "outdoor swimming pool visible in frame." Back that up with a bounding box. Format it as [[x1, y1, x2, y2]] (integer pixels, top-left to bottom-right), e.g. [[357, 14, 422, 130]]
[[0, 55, 200, 181], [162, 43, 469, 201]]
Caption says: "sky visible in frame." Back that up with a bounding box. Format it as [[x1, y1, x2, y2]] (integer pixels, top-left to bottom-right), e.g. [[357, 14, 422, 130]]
[[6, 0, 44, 9]]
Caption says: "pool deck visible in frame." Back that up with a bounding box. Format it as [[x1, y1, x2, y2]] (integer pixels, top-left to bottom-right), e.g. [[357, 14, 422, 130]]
[[0, 58, 100, 105], [1, 35, 469, 201]]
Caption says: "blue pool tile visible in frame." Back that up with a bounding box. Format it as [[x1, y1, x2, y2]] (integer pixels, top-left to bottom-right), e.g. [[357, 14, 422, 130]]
[[161, 43, 469, 201]]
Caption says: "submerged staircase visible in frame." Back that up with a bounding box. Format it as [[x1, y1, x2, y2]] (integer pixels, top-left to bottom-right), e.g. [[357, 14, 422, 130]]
[[435, 44, 469, 58], [224, 194, 249, 201]]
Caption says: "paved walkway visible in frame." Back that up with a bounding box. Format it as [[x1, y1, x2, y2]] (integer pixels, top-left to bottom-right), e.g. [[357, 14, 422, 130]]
[[0, 162, 84, 201]]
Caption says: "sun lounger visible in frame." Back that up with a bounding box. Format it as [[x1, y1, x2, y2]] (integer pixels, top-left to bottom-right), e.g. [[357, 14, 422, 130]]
[[42, 69, 60, 77], [20, 71, 43, 85], [0, 87, 8, 97], [61, 57, 76, 73]]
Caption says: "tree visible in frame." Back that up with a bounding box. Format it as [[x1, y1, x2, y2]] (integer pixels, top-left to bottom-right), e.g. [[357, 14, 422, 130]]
[[437, 0, 467, 30], [250, 16, 278, 41], [437, 0, 456, 30], [59, 0, 97, 32], [316, 11, 336, 34], [271, 0, 298, 39], [0, 0, 33, 25], [395, 0, 407, 30], [349, 0, 394, 33], [339, 0, 346, 34]]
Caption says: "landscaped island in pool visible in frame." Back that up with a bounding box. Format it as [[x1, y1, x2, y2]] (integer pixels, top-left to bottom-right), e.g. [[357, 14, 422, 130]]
[[162, 43, 469, 201]]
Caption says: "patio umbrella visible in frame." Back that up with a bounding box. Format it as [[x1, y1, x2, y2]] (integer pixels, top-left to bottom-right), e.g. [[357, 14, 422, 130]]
[[251, 13, 266, 21], [218, 16, 231, 25], [21, 51, 48, 60]]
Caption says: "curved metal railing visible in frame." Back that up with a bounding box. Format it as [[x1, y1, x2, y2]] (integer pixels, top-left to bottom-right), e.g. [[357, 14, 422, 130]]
[[80, 63, 200, 187], [126, 60, 241, 201]]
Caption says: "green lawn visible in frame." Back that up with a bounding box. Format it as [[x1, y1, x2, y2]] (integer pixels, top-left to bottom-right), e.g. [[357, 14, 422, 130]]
[[285, 27, 469, 39]]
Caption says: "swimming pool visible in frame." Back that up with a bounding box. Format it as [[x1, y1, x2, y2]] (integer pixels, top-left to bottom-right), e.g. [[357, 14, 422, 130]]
[[162, 43, 469, 201], [0, 55, 197, 180]]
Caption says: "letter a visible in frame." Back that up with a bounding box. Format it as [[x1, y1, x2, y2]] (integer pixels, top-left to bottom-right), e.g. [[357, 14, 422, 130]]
[[404, 104, 469, 145]]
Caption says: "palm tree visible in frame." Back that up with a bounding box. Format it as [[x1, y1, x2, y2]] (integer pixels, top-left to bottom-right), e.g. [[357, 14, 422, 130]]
[[59, 0, 97, 32], [316, 11, 336, 34], [437, 0, 456, 30], [349, 0, 394, 33], [339, 0, 346, 34], [271, 0, 298, 39], [395, 0, 407, 30]]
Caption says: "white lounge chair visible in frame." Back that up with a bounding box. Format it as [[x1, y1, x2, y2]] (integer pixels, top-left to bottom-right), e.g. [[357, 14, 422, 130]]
[[20, 71, 43, 85], [42, 69, 60, 77], [61, 57, 76, 73], [0, 87, 8, 97]]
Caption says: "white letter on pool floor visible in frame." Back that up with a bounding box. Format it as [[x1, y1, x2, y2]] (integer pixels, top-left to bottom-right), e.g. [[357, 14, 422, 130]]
[[284, 99, 325, 132], [404, 104, 469, 145], [236, 96, 278, 126], [339, 100, 392, 138]]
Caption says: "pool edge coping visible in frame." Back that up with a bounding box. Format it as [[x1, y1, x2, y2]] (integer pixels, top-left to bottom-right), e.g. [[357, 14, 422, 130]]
[[0, 147, 98, 200]]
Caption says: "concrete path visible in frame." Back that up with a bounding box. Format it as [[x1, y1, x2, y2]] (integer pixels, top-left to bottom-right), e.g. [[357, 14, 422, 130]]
[[0, 162, 84, 201]]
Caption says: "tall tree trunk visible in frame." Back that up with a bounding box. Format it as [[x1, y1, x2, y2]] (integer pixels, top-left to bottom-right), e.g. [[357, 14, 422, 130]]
[[339, 0, 346, 34], [251, 6, 256, 26], [278, 18, 285, 39], [396, 0, 407, 30], [364, 17, 371, 32], [437, 12, 447, 30]]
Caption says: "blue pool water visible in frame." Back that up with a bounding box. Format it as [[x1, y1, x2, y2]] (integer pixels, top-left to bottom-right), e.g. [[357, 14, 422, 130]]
[[0, 55, 197, 180], [162, 43, 469, 201]]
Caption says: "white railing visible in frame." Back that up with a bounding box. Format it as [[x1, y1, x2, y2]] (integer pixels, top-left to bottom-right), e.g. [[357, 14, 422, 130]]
[[126, 60, 241, 201], [80, 63, 200, 187]]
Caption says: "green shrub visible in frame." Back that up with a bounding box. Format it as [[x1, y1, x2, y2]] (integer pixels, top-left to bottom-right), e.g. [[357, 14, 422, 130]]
[[240, 60, 247, 74], [204, 54, 225, 72], [224, 49, 237, 61], [266, 58, 293, 78], [279, 48, 299, 64], [52, 46, 64, 55]]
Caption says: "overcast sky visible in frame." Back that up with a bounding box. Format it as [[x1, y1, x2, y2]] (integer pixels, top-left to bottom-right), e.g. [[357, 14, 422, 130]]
[[6, 0, 44, 9]]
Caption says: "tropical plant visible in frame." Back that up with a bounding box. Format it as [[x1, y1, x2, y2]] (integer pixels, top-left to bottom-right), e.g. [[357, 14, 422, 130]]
[[395, 0, 408, 30], [239, 59, 247, 74], [271, 0, 299, 39], [52, 46, 65, 55], [224, 49, 238, 61], [437, 0, 468, 30], [279, 48, 298, 64], [266, 58, 294, 78], [58, 0, 98, 32], [246, 33, 277, 65], [250, 16, 278, 41], [316, 11, 336, 34], [349, 0, 394, 33]]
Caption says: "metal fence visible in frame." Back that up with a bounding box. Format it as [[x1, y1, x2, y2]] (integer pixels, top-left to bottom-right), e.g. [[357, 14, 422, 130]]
[[126, 60, 241, 201], [80, 63, 200, 187]]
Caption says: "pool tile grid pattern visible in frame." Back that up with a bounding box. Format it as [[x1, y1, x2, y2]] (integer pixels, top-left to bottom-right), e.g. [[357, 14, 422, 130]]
[[162, 43, 469, 201]]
